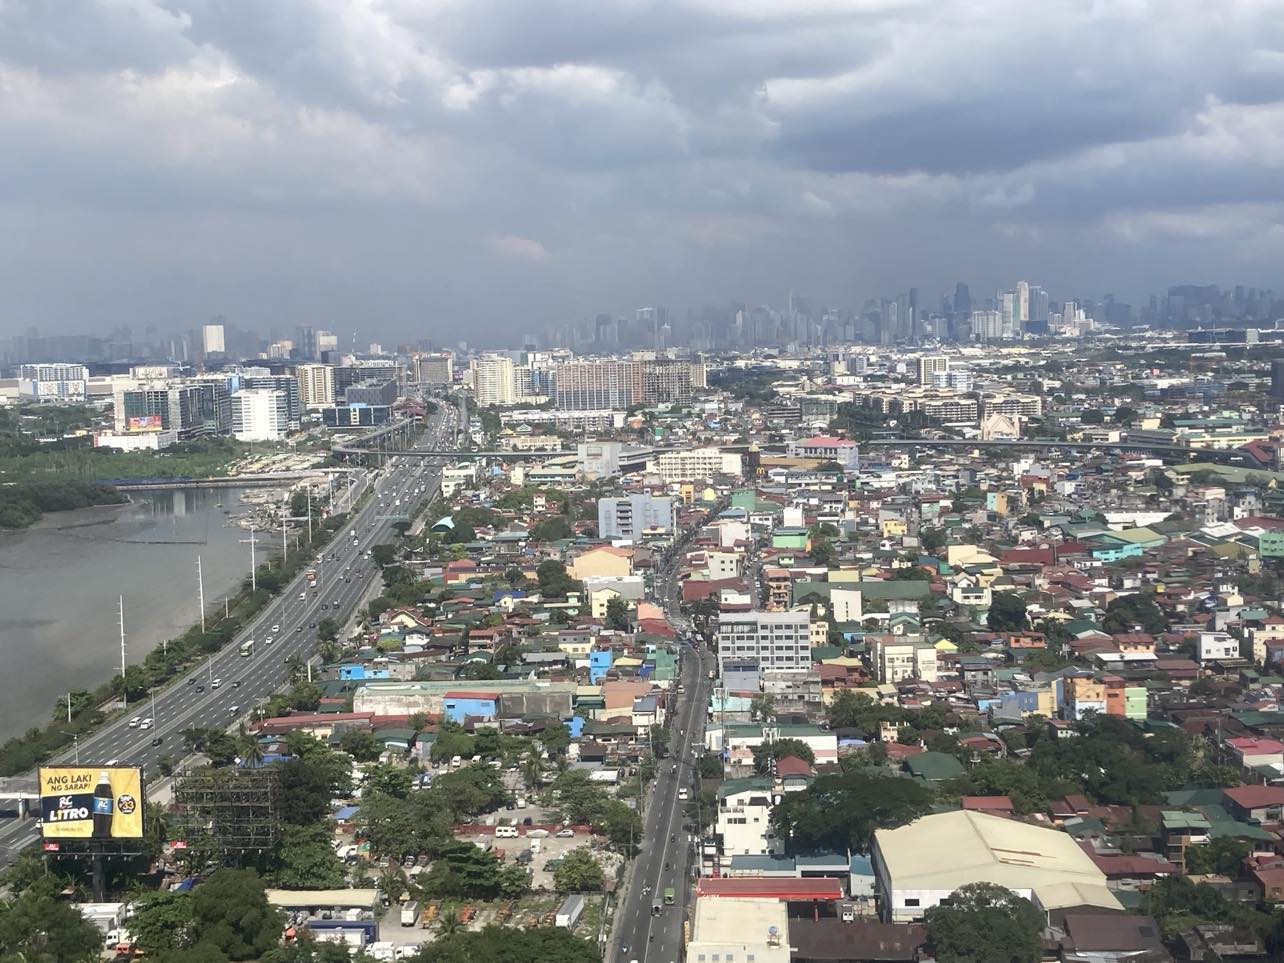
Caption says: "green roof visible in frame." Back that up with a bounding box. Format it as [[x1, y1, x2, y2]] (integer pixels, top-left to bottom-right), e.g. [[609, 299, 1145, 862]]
[[854, 580, 934, 601], [718, 776, 774, 800], [904, 751, 965, 782]]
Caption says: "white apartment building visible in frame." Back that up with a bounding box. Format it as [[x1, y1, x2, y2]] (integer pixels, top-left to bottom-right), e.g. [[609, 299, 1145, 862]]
[[871, 638, 939, 683], [202, 322, 226, 355], [648, 447, 743, 482], [472, 355, 516, 407], [231, 388, 290, 441], [716, 611, 812, 675], [1197, 631, 1241, 663], [716, 777, 782, 858], [18, 363, 89, 401], [297, 364, 336, 410], [597, 492, 676, 539]]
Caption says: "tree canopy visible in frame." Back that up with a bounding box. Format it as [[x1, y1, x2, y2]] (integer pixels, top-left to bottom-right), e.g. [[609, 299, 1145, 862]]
[[987, 592, 1028, 632], [924, 883, 1044, 963], [770, 769, 933, 853]]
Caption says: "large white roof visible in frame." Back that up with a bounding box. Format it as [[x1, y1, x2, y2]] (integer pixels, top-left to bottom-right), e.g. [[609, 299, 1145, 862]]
[[874, 810, 1121, 912]]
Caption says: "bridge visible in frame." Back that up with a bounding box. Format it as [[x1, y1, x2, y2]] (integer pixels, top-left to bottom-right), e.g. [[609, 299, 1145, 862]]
[[110, 470, 332, 490]]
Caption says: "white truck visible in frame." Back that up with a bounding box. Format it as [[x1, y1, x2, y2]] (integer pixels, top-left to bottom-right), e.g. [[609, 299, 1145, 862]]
[[400, 901, 421, 926]]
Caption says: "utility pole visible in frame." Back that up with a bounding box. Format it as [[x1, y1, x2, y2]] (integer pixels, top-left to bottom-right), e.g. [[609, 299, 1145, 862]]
[[66, 692, 72, 724], [197, 555, 206, 633], [282, 492, 289, 563], [306, 485, 313, 541], [118, 595, 127, 708], [240, 525, 259, 592]]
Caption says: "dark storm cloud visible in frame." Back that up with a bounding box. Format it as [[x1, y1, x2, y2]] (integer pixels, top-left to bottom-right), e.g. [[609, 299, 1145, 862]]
[[2, 0, 1284, 341]]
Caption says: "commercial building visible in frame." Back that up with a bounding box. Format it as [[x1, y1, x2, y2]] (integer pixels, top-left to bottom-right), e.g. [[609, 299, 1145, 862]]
[[413, 352, 454, 385], [871, 810, 1120, 923], [343, 379, 398, 407], [297, 364, 336, 410], [231, 388, 290, 441], [716, 611, 813, 675], [202, 322, 225, 355], [870, 638, 938, 683], [688, 897, 791, 963], [552, 359, 705, 410], [648, 447, 743, 482], [18, 363, 89, 401], [500, 408, 625, 431], [239, 372, 301, 428], [114, 380, 231, 440], [917, 355, 949, 385], [597, 493, 677, 539], [716, 777, 783, 858]]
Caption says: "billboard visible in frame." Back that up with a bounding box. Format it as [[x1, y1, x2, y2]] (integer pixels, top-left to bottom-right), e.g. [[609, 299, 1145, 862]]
[[127, 414, 164, 432], [38, 767, 144, 839]]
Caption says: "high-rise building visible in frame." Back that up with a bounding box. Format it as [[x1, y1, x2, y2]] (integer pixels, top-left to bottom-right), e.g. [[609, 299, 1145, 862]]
[[414, 353, 454, 385], [952, 282, 972, 316], [202, 322, 226, 356], [231, 388, 290, 441], [17, 363, 89, 401], [239, 373, 301, 427], [1015, 280, 1030, 326], [553, 361, 642, 409], [297, 364, 336, 409], [917, 355, 949, 385], [316, 331, 339, 357], [115, 380, 230, 440], [597, 493, 678, 540], [472, 355, 517, 407]]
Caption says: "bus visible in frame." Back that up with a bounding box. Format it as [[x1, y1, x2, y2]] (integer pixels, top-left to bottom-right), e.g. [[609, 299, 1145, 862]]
[[663, 887, 675, 906], [239, 640, 254, 658]]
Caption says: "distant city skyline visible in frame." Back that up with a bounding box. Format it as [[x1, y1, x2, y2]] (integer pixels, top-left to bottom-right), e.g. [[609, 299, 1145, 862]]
[[3, 2, 1284, 342]]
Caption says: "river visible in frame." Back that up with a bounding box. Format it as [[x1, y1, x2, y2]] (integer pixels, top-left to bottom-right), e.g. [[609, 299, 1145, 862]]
[[0, 487, 274, 739]]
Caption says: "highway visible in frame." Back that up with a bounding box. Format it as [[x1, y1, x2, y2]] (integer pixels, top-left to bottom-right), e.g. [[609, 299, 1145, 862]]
[[0, 403, 458, 868], [612, 554, 714, 963]]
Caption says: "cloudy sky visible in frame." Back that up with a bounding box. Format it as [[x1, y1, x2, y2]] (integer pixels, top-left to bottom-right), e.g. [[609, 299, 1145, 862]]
[[3, 0, 1284, 344]]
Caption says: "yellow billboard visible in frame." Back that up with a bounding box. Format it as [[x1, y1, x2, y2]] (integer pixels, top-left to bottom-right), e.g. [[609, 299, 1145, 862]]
[[38, 767, 144, 839]]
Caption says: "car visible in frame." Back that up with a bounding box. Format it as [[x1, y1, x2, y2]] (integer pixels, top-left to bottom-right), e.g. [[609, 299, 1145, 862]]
[[139, 718, 153, 730], [309, 621, 317, 628], [231, 680, 241, 688], [264, 636, 275, 646], [556, 828, 574, 838], [319, 603, 327, 610], [151, 736, 163, 747], [295, 625, 303, 632], [344, 578, 351, 583], [186, 678, 195, 685], [196, 685, 205, 693], [228, 705, 240, 714], [271, 624, 280, 632], [211, 679, 222, 689], [357, 571, 364, 578], [128, 716, 141, 728]]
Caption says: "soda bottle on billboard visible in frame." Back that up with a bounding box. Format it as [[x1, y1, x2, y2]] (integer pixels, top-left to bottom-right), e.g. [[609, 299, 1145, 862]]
[[92, 771, 114, 838]]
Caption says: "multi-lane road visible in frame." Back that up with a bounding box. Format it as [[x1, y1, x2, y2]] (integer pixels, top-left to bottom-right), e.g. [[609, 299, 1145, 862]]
[[613, 550, 714, 963], [0, 405, 457, 868]]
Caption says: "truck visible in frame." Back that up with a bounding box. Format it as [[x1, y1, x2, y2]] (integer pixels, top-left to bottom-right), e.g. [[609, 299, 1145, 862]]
[[420, 900, 440, 928], [663, 886, 676, 906], [400, 901, 421, 927], [305, 568, 318, 585], [239, 640, 254, 658]]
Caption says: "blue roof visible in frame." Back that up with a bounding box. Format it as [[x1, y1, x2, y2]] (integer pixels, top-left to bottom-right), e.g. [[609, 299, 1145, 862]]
[[334, 805, 360, 821], [850, 854, 874, 875]]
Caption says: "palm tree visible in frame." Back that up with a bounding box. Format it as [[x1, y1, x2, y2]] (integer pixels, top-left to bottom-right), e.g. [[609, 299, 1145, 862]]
[[237, 725, 265, 768], [284, 654, 305, 684], [437, 910, 464, 937], [520, 748, 542, 792], [318, 640, 340, 664]]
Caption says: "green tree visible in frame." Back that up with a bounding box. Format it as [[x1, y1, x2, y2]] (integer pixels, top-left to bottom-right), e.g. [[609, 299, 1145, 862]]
[[315, 617, 339, 642], [536, 560, 582, 598], [1102, 593, 1167, 635], [604, 596, 631, 631], [189, 868, 283, 961], [751, 738, 815, 775], [271, 824, 346, 889], [554, 848, 605, 893], [371, 543, 398, 566], [924, 882, 1044, 963], [1185, 836, 1249, 876], [126, 890, 194, 953], [770, 769, 932, 853], [987, 592, 1028, 633], [539, 720, 571, 754], [921, 527, 947, 552], [0, 876, 105, 963], [531, 515, 574, 542], [339, 728, 383, 762]]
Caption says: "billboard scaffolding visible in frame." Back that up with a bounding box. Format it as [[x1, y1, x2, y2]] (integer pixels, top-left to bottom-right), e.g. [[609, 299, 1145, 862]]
[[170, 766, 281, 863]]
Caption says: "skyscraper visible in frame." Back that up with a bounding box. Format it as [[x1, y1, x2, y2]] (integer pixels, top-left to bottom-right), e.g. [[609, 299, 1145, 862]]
[[202, 322, 225, 356], [472, 355, 516, 407], [918, 355, 949, 385]]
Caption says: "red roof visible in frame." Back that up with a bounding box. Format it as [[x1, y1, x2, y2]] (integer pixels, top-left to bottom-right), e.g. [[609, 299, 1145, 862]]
[[1225, 785, 1284, 809], [961, 795, 1015, 811], [1229, 737, 1284, 755], [696, 877, 843, 900], [443, 691, 500, 700], [775, 755, 814, 778]]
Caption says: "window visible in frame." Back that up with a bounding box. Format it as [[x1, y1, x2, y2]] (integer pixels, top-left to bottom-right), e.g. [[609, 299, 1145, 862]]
[[904, 898, 920, 907]]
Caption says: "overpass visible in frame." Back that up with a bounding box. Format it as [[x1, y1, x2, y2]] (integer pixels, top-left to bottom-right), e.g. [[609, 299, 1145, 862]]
[[325, 437, 1251, 467]]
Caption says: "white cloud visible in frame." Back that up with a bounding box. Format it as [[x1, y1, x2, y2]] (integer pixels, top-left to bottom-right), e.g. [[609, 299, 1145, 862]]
[[490, 234, 551, 262]]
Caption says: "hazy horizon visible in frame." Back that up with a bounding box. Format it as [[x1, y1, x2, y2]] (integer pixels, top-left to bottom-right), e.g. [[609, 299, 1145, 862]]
[[3, 1, 1284, 342]]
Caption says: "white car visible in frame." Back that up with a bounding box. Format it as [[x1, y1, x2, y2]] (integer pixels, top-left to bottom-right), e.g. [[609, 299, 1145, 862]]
[[127, 716, 141, 728], [228, 705, 240, 714], [264, 636, 275, 646], [139, 718, 153, 730], [270, 624, 280, 632], [556, 828, 574, 838], [211, 679, 222, 689]]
